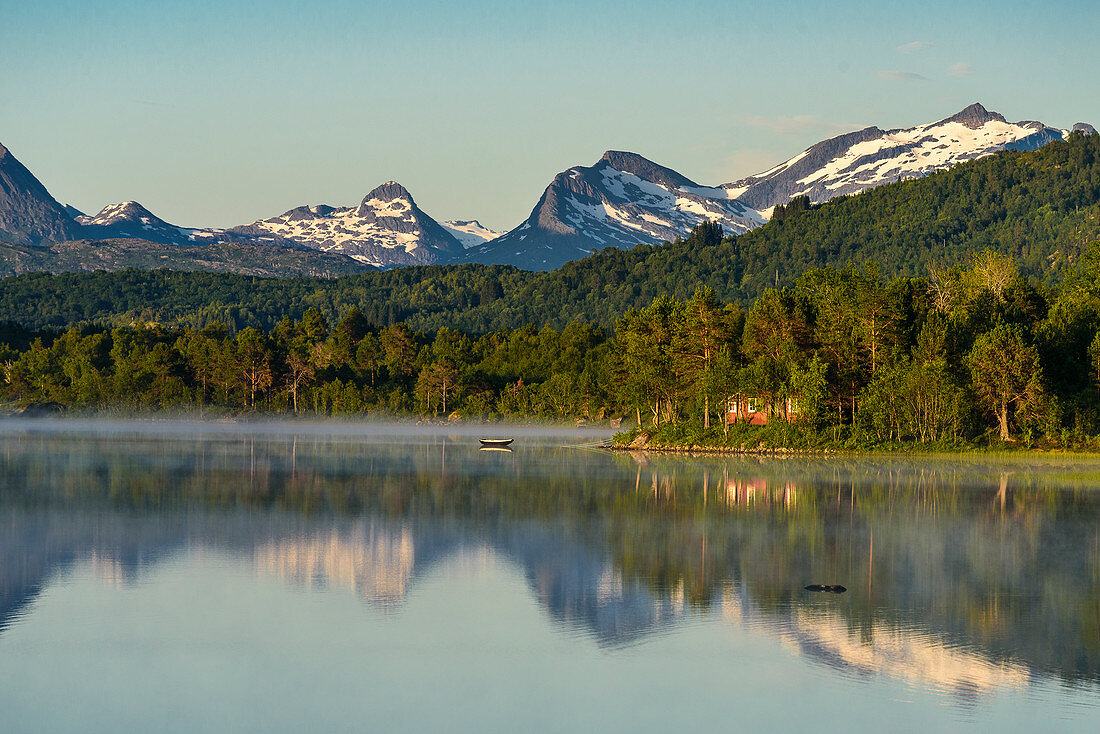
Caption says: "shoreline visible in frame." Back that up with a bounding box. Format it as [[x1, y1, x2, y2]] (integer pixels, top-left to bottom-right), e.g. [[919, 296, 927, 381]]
[[606, 443, 837, 457], [4, 412, 1099, 458], [606, 439, 1100, 459]]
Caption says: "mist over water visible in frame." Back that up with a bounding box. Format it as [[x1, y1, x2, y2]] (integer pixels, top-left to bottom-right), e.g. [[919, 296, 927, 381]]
[[0, 420, 1098, 733], [0, 416, 615, 440]]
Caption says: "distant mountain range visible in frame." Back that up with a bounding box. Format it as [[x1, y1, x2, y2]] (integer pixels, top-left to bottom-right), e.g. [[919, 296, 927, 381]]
[[0, 103, 1093, 273]]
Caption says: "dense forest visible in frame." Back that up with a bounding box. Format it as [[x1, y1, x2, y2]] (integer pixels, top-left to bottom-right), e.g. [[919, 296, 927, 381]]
[[6, 237, 1100, 449], [1, 132, 1098, 335]]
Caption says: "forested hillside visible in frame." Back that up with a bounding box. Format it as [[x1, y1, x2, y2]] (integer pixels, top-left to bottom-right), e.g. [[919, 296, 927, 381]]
[[5, 245, 1100, 449], [0, 237, 370, 279], [1, 132, 1098, 334]]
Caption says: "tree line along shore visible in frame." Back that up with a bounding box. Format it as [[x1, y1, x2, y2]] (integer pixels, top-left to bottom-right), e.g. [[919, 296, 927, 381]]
[[5, 239, 1100, 452]]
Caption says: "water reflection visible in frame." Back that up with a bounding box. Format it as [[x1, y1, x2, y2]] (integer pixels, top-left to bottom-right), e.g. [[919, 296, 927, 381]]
[[0, 423, 1099, 707], [255, 523, 417, 608], [718, 587, 1032, 700]]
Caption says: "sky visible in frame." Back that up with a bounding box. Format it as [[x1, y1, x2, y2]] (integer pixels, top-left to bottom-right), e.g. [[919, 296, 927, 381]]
[[2, 0, 1098, 232]]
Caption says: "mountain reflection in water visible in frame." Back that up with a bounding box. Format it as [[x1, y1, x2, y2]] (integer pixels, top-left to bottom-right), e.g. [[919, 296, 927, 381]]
[[0, 423, 1098, 707]]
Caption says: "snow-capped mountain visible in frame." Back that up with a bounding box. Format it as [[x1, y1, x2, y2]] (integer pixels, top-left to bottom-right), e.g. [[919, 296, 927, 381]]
[[0, 141, 82, 245], [77, 201, 205, 245], [469, 104, 1092, 270], [2, 102, 1094, 274], [724, 103, 1095, 213], [468, 151, 764, 270], [75, 200, 292, 249], [0, 141, 481, 268], [441, 220, 501, 249], [232, 182, 466, 267]]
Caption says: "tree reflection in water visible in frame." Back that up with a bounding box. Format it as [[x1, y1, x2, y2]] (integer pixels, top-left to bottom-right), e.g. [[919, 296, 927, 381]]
[[0, 425, 1098, 699]]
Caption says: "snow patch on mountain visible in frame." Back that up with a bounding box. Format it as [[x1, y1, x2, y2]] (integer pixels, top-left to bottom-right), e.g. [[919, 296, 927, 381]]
[[442, 220, 501, 248], [76, 200, 226, 245], [251, 206, 421, 253], [726, 103, 1077, 213], [796, 119, 1050, 190], [233, 182, 465, 267]]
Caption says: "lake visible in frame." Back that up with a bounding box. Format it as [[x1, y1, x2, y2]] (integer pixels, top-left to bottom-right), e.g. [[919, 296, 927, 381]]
[[0, 419, 1098, 732]]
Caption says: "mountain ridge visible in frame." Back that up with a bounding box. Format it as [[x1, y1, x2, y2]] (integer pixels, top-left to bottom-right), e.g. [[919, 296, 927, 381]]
[[1, 127, 1099, 333], [0, 102, 1094, 273]]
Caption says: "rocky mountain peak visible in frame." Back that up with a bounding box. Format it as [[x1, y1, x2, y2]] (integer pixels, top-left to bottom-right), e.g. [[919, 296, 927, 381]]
[[939, 103, 1007, 129], [80, 201, 158, 225], [233, 180, 465, 268], [599, 150, 697, 189], [74, 199, 204, 246], [363, 181, 413, 205]]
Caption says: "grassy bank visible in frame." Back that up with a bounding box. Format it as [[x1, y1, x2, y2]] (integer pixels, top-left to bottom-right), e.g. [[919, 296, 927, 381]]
[[611, 421, 1100, 456]]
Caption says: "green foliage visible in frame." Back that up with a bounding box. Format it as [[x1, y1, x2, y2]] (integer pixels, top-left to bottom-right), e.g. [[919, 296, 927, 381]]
[[5, 247, 1100, 449], [968, 324, 1047, 441], [0, 310, 619, 422], [770, 194, 813, 221]]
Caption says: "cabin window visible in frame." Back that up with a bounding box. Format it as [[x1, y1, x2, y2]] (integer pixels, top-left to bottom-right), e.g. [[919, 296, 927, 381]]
[[746, 398, 759, 414]]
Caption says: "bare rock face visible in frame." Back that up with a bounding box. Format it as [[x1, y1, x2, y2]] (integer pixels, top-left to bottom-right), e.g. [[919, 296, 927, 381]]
[[0, 142, 82, 245], [939, 102, 1008, 129]]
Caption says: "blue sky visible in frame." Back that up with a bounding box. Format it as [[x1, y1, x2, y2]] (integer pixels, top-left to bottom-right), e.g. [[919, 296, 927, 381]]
[[2, 0, 1097, 230]]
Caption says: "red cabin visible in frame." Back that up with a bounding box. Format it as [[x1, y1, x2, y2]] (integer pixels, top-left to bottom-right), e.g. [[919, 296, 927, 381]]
[[726, 394, 802, 426]]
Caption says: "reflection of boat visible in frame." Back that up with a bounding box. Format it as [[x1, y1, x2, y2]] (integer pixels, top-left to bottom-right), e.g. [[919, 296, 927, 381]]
[[479, 438, 514, 448], [479, 446, 513, 453]]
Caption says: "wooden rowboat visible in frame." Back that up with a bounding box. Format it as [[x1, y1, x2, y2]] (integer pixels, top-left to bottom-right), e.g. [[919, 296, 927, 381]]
[[479, 438, 514, 448]]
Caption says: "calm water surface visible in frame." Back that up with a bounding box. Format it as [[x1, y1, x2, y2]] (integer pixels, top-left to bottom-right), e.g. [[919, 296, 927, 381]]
[[1, 419, 1099, 732]]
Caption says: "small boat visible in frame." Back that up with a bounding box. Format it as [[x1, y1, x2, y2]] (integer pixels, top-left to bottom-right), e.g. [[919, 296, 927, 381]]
[[479, 438, 514, 448]]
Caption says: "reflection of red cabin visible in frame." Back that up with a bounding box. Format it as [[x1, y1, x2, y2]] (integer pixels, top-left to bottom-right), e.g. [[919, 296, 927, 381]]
[[726, 394, 802, 425], [723, 476, 799, 508]]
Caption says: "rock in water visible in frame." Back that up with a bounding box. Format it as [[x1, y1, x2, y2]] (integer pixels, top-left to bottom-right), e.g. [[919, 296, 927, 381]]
[[805, 584, 847, 593]]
